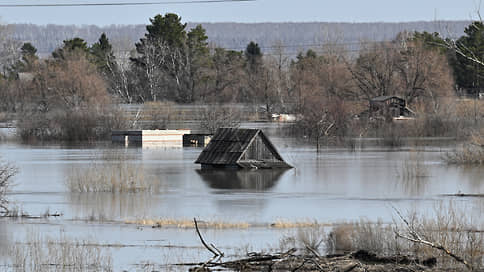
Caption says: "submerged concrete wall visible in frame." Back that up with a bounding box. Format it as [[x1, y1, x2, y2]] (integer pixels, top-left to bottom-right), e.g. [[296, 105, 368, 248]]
[[112, 130, 191, 147]]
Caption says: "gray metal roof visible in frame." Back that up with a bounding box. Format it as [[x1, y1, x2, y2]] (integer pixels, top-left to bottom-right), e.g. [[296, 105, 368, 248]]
[[195, 127, 290, 168]]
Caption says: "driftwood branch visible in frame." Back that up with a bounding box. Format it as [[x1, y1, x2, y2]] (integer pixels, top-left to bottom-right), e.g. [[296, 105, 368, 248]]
[[391, 206, 472, 270], [305, 245, 321, 259], [193, 218, 224, 258]]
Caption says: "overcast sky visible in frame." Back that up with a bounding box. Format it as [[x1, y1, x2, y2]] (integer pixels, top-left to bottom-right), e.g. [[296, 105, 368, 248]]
[[0, 0, 481, 25]]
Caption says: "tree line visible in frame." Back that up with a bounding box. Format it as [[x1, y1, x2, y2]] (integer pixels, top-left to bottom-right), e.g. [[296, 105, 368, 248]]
[[1, 13, 484, 141], [10, 21, 470, 55]]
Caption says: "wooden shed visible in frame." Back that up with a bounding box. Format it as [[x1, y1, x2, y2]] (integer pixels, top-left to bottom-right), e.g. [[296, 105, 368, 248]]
[[369, 96, 415, 118], [195, 128, 292, 169]]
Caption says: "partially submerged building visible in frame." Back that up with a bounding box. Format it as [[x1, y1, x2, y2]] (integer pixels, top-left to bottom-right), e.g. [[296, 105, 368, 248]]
[[112, 129, 190, 147], [360, 96, 415, 119], [195, 128, 292, 169]]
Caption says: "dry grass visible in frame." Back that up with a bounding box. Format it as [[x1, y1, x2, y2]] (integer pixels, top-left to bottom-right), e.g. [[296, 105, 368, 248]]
[[326, 219, 398, 256], [8, 231, 112, 271], [444, 145, 484, 165], [444, 131, 484, 164], [125, 218, 250, 229], [278, 225, 327, 254], [128, 218, 333, 230], [270, 219, 329, 229], [407, 203, 484, 270], [324, 204, 483, 270], [66, 160, 153, 193]]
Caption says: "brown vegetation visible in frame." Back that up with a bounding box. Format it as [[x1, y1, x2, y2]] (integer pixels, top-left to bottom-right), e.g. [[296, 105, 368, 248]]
[[15, 52, 126, 141], [138, 101, 174, 129], [9, 231, 112, 271], [322, 207, 483, 270], [198, 104, 241, 134], [66, 154, 155, 193], [126, 218, 250, 229]]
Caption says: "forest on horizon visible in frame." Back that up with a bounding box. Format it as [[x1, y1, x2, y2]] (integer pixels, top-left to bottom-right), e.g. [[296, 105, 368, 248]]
[[8, 20, 471, 57]]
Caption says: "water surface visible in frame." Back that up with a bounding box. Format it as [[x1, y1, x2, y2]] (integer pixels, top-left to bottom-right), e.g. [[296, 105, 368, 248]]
[[0, 131, 482, 270]]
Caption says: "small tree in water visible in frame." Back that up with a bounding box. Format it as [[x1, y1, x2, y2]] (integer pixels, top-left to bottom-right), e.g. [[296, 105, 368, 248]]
[[0, 159, 17, 214]]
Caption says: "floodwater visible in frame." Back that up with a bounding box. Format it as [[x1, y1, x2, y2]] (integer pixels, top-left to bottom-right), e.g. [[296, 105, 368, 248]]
[[0, 124, 483, 270]]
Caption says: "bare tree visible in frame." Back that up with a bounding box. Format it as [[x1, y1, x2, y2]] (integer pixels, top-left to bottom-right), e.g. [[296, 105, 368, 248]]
[[104, 48, 134, 104], [16, 51, 121, 141], [394, 37, 455, 108], [349, 41, 399, 101], [134, 39, 170, 102], [0, 24, 21, 77], [350, 38, 455, 109], [0, 159, 17, 214], [198, 105, 241, 134], [267, 41, 291, 111], [297, 96, 351, 151]]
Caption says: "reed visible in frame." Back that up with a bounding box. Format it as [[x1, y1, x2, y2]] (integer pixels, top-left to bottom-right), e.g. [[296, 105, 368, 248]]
[[444, 144, 484, 165], [8, 231, 112, 271], [65, 159, 154, 193], [324, 205, 483, 270]]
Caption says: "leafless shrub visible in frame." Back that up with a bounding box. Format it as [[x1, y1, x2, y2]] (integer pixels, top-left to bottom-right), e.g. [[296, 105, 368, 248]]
[[444, 130, 484, 165], [326, 220, 398, 256], [295, 97, 353, 151], [324, 205, 483, 270], [444, 144, 484, 165], [17, 106, 127, 142], [15, 52, 127, 142], [138, 101, 174, 129], [198, 105, 241, 134], [9, 231, 112, 271], [65, 154, 155, 193], [296, 225, 325, 254], [325, 223, 354, 254], [395, 204, 484, 270], [0, 159, 17, 215]]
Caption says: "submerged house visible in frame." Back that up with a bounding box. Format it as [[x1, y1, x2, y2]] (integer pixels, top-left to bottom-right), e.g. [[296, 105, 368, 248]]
[[364, 96, 415, 119], [112, 129, 190, 147], [195, 128, 292, 169]]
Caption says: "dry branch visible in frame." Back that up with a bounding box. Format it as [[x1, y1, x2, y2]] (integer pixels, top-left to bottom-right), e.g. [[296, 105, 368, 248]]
[[392, 206, 472, 270], [193, 218, 224, 259]]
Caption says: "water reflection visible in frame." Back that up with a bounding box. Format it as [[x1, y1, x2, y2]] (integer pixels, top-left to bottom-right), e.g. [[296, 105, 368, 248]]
[[392, 176, 429, 196], [67, 193, 155, 220], [0, 220, 10, 258], [453, 166, 484, 192], [196, 169, 288, 191]]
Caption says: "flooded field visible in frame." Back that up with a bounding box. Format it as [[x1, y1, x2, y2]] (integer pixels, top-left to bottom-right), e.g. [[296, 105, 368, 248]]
[[0, 124, 483, 270]]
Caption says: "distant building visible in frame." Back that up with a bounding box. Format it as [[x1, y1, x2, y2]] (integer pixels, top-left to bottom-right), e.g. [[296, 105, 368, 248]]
[[195, 128, 292, 169], [18, 72, 34, 82], [360, 95, 415, 119]]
